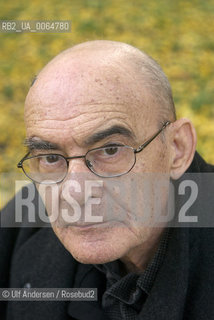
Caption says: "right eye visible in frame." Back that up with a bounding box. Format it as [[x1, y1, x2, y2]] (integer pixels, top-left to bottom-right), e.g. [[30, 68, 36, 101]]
[[37, 155, 65, 169]]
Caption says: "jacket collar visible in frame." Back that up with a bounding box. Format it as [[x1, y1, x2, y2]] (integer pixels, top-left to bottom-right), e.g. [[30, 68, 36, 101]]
[[68, 228, 190, 320], [67, 262, 110, 320], [136, 227, 190, 319]]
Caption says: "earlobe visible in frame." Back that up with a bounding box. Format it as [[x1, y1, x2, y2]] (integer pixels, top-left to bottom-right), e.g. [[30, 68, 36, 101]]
[[170, 118, 197, 180]]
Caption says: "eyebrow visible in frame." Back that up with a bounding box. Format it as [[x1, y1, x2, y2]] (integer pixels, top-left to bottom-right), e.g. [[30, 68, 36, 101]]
[[25, 125, 136, 151], [24, 138, 60, 151], [84, 125, 136, 146]]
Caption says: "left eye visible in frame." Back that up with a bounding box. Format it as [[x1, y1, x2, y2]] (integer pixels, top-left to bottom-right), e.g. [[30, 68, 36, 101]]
[[45, 155, 61, 163], [104, 147, 119, 156]]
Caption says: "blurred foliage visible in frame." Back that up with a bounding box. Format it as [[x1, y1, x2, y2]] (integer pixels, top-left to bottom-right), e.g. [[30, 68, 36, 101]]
[[0, 0, 214, 207]]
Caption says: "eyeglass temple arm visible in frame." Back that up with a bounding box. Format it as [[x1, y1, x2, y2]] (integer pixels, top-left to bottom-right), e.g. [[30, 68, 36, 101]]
[[134, 121, 171, 153], [17, 152, 31, 168]]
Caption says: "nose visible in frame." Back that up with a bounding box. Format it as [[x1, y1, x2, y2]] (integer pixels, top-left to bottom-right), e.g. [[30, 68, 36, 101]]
[[67, 157, 90, 175], [60, 158, 103, 208]]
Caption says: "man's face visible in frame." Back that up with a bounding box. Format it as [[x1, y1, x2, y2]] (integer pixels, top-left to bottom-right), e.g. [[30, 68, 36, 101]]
[[25, 49, 171, 265]]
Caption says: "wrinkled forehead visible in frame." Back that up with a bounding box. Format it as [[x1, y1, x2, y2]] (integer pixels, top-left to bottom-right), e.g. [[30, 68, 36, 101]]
[[24, 50, 155, 135]]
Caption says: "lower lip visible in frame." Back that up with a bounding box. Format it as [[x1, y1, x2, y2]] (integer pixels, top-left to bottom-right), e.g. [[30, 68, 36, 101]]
[[66, 221, 116, 230]]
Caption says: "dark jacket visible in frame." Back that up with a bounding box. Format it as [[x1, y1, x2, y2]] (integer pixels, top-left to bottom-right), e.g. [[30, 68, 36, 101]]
[[0, 152, 214, 320]]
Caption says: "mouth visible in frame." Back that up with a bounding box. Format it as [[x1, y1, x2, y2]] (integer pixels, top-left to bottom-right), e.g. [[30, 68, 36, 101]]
[[64, 220, 119, 230]]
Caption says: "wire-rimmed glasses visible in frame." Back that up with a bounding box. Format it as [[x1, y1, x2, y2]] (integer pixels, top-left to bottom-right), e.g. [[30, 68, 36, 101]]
[[17, 121, 170, 184]]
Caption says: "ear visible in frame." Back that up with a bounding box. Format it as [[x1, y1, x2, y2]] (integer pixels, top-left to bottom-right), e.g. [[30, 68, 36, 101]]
[[169, 118, 197, 180]]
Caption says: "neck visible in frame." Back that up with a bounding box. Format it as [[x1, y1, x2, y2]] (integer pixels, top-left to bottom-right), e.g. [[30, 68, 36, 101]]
[[120, 227, 165, 274]]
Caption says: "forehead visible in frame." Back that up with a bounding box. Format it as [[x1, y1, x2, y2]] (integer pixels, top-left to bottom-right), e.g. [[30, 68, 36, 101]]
[[25, 52, 154, 143]]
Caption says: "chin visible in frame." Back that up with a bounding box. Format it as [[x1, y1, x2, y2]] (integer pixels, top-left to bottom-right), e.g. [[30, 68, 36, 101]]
[[52, 224, 133, 265], [62, 238, 125, 264], [70, 251, 117, 265]]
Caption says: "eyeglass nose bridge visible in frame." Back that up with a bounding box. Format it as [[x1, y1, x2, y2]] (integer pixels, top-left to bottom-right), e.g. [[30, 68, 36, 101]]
[[64, 154, 93, 174]]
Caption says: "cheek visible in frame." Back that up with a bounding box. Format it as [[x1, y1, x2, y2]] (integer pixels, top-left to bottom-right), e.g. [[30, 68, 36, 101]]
[[36, 184, 61, 223], [104, 172, 170, 231], [134, 145, 170, 173]]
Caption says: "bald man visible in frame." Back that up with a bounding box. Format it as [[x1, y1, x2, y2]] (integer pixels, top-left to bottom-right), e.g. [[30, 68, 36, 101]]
[[1, 40, 214, 320]]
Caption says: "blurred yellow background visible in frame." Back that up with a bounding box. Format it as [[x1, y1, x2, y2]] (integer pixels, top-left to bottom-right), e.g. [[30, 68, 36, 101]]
[[0, 0, 213, 207]]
